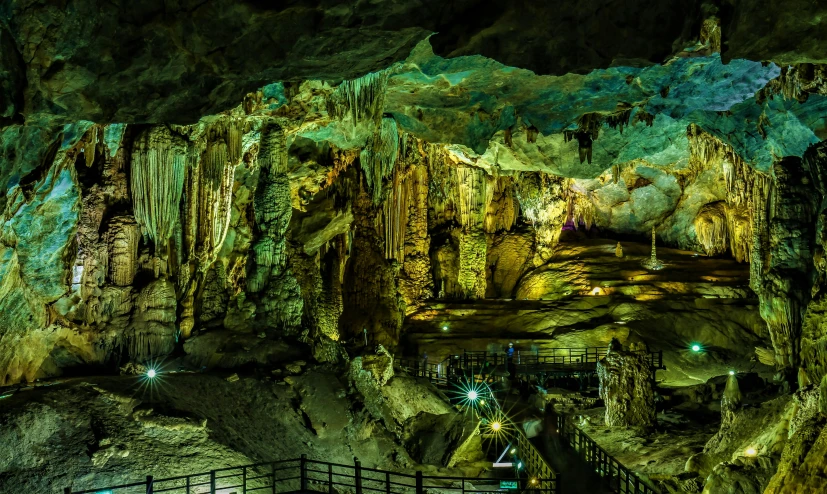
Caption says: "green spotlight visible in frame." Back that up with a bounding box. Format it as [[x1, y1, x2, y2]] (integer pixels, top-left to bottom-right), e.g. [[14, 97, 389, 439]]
[[147, 369, 157, 379], [467, 390, 478, 401], [691, 344, 701, 352]]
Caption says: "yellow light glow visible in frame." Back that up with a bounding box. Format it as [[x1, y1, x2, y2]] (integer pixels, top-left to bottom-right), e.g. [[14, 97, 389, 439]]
[[530, 479, 538, 485], [491, 421, 502, 432], [745, 447, 756, 457], [590, 287, 601, 295]]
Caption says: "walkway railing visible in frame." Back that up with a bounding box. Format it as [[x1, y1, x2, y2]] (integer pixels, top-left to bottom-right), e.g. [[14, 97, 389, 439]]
[[401, 349, 663, 385], [64, 455, 558, 494], [555, 416, 660, 494], [460, 349, 663, 370]]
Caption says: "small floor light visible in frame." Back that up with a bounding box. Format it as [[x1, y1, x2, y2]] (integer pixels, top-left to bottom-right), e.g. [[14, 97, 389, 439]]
[[442, 325, 449, 331], [491, 421, 502, 432], [691, 344, 701, 352], [146, 369, 157, 379], [729, 370, 735, 376], [467, 390, 478, 401]]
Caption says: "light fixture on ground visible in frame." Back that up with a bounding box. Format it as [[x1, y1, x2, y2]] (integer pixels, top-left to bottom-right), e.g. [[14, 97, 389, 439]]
[[691, 344, 701, 352], [490, 421, 502, 432], [467, 390, 478, 401], [442, 325, 448, 331], [147, 369, 157, 379], [729, 370, 735, 376], [745, 447, 757, 457]]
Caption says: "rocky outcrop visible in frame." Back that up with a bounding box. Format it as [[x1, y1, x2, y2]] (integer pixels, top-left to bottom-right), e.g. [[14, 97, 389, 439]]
[[597, 340, 656, 427]]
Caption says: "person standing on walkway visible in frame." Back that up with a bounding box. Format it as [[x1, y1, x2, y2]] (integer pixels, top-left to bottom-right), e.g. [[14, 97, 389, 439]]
[[506, 342, 516, 379]]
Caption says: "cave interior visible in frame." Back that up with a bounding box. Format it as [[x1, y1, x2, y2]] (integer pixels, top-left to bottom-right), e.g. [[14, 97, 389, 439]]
[[2, 1, 827, 493]]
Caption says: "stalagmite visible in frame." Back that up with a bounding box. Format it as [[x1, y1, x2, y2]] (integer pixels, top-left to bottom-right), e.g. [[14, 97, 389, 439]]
[[721, 372, 742, 428], [597, 339, 656, 427], [616, 242, 623, 258], [124, 280, 178, 361], [398, 162, 433, 310], [454, 165, 490, 299], [247, 121, 303, 331], [130, 125, 187, 250], [641, 227, 664, 270]]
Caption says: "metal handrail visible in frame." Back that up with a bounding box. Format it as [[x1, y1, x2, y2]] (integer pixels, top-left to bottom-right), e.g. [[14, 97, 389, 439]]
[[555, 415, 660, 494], [64, 455, 558, 494]]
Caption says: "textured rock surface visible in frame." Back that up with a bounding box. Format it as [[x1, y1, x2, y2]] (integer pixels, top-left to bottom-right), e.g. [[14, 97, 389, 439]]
[[597, 340, 656, 427], [0, 369, 482, 491]]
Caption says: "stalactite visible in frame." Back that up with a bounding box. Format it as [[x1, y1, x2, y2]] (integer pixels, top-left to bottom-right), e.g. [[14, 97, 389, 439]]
[[455, 165, 489, 231], [193, 120, 238, 265], [688, 124, 769, 267], [694, 202, 728, 256], [515, 172, 568, 263], [606, 108, 633, 133], [328, 69, 389, 125], [567, 190, 595, 230], [103, 123, 127, 158], [106, 216, 140, 287], [130, 125, 187, 250], [361, 116, 399, 204], [483, 176, 518, 234], [750, 175, 772, 292], [381, 165, 411, 262], [427, 144, 456, 225], [756, 64, 826, 104]]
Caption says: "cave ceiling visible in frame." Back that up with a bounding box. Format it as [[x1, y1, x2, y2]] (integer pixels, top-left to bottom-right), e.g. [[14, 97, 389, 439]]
[[2, 0, 827, 188]]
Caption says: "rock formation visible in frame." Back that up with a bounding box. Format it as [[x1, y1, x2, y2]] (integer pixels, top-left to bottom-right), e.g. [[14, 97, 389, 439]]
[[597, 339, 656, 427], [4, 3, 827, 491]]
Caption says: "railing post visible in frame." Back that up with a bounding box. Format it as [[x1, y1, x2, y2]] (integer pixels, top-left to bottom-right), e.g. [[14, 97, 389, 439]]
[[187, 475, 191, 494], [385, 471, 391, 494], [271, 463, 277, 494], [300, 454, 308, 491], [415, 471, 423, 494], [210, 470, 216, 494], [147, 475, 154, 494], [243, 466, 248, 494], [355, 460, 363, 494], [328, 463, 334, 494]]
